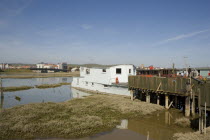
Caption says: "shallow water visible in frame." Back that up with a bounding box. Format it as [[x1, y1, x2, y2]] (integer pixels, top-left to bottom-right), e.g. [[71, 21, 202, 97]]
[[0, 77, 89, 109], [2, 77, 73, 87]]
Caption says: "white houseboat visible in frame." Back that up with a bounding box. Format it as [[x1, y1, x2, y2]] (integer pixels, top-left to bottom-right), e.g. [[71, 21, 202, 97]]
[[71, 65, 136, 96]]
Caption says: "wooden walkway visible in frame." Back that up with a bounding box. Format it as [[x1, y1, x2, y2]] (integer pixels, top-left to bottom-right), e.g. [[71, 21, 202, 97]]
[[128, 75, 210, 134]]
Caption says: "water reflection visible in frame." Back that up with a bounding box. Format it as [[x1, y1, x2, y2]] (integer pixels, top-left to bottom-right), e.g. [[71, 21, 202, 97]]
[[116, 119, 128, 129], [2, 77, 73, 87], [127, 109, 193, 140], [2, 86, 89, 109]]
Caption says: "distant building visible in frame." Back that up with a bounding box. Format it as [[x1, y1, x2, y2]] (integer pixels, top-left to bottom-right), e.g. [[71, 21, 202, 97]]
[[0, 63, 9, 70], [57, 63, 67, 70], [176, 67, 210, 79], [36, 62, 46, 68], [197, 68, 210, 78], [35, 62, 67, 73]]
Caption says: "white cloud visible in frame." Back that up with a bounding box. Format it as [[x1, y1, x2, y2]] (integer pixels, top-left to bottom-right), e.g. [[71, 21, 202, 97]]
[[154, 29, 210, 46], [80, 24, 92, 30]]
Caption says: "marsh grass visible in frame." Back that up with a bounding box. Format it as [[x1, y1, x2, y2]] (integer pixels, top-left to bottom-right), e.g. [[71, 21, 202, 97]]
[[1, 86, 33, 92], [175, 117, 191, 128], [173, 127, 210, 140], [0, 93, 163, 139], [35, 83, 71, 89]]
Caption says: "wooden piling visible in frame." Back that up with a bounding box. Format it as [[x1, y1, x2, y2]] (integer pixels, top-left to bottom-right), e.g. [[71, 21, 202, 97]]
[[130, 90, 134, 101], [157, 94, 160, 105], [204, 102, 207, 134], [146, 92, 150, 103], [185, 96, 190, 117], [165, 94, 169, 109], [191, 91, 195, 116]]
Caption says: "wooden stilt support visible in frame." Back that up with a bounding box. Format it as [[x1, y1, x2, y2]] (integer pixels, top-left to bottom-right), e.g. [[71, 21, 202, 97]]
[[168, 101, 174, 109], [185, 96, 190, 117], [198, 88, 202, 133], [191, 91, 195, 116], [199, 109, 202, 133], [204, 102, 207, 134], [130, 90, 134, 101], [165, 94, 169, 109], [157, 94, 160, 105], [200, 110, 204, 134], [146, 92, 150, 103]]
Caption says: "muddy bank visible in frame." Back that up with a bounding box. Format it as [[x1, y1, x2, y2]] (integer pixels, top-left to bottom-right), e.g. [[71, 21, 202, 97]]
[[173, 127, 210, 140], [0, 93, 163, 139], [35, 83, 71, 89], [1, 86, 33, 92]]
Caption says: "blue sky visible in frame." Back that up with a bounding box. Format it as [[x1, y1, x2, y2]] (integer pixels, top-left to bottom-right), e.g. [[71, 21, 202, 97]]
[[0, 0, 210, 68]]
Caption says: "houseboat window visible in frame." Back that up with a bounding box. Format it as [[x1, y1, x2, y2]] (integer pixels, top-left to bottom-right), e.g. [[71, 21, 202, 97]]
[[116, 68, 121, 74], [86, 69, 90, 74], [92, 82, 94, 86], [129, 69, 131, 74], [86, 82, 88, 86], [102, 69, 106, 72], [104, 85, 108, 87]]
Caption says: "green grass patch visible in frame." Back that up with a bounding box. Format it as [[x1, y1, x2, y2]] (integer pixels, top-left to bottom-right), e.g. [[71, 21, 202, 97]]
[[0, 93, 163, 139], [1, 86, 33, 92], [35, 83, 71, 89]]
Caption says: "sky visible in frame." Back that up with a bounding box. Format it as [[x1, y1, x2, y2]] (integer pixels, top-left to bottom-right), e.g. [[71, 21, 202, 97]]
[[0, 0, 210, 68]]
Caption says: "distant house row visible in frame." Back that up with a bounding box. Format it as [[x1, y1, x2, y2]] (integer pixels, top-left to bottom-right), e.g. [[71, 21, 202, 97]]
[[0, 63, 31, 70], [36, 62, 67, 70]]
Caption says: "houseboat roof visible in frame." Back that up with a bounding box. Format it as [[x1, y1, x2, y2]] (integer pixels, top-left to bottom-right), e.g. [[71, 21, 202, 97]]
[[81, 64, 136, 69]]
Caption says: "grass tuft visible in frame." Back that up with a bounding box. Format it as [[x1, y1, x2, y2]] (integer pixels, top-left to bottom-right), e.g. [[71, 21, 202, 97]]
[[173, 127, 210, 140], [1, 86, 33, 92], [35, 83, 71, 89]]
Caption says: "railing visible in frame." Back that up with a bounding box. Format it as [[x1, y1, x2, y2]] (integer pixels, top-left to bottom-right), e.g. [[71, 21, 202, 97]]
[[128, 75, 210, 108]]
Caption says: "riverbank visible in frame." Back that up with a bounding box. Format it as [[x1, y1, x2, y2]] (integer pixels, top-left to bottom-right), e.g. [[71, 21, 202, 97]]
[[0, 71, 79, 79], [0, 93, 164, 139], [173, 127, 210, 140]]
